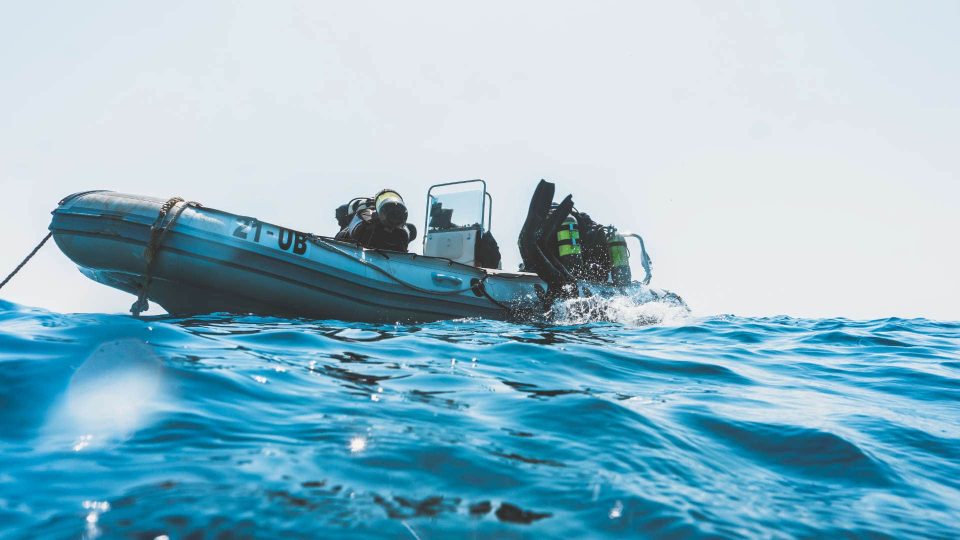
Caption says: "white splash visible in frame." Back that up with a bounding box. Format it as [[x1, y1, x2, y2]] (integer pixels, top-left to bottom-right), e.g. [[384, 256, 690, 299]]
[[609, 500, 624, 519], [551, 285, 691, 326]]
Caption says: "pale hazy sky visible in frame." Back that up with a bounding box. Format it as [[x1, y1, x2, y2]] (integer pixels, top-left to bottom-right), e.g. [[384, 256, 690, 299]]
[[2, 1, 958, 319]]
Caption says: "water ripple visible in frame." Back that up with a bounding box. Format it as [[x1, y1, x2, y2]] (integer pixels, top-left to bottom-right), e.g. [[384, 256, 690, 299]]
[[0, 300, 958, 538]]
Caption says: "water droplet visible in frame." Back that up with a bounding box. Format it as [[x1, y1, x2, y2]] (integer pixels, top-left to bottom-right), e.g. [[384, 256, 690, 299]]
[[83, 501, 110, 512], [72, 434, 93, 452], [609, 500, 623, 519]]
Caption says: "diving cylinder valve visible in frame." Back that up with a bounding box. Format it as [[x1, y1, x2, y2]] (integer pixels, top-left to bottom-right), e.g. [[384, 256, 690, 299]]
[[556, 215, 582, 271], [606, 227, 632, 287]]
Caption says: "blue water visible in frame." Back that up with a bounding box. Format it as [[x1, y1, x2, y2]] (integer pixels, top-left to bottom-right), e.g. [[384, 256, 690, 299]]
[[1, 299, 958, 539]]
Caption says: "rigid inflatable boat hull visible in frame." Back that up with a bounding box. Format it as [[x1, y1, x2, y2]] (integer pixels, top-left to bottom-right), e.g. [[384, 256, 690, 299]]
[[50, 192, 543, 322]]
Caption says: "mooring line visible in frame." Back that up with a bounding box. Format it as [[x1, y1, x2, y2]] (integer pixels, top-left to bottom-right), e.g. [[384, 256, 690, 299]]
[[0, 232, 53, 291]]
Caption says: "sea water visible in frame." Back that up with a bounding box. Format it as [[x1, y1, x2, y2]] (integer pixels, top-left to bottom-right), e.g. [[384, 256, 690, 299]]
[[0, 299, 958, 539]]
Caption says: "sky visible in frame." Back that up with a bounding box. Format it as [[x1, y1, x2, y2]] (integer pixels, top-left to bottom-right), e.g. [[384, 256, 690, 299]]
[[1, 0, 958, 320]]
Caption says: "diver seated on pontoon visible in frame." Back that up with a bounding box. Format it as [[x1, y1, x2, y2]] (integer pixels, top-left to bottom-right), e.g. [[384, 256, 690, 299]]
[[334, 189, 418, 252], [518, 179, 651, 303]]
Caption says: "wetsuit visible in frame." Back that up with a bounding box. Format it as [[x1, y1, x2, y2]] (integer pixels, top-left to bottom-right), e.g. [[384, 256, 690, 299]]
[[335, 210, 416, 252]]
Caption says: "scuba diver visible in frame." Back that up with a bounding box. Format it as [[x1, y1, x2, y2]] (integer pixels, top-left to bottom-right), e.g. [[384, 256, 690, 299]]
[[518, 180, 651, 306], [335, 189, 418, 252]]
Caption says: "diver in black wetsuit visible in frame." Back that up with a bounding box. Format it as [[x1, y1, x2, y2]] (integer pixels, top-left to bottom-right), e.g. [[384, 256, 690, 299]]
[[334, 189, 417, 252], [518, 180, 635, 304]]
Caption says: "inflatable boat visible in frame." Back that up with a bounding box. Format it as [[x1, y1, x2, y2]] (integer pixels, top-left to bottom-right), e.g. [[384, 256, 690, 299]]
[[49, 182, 680, 322]]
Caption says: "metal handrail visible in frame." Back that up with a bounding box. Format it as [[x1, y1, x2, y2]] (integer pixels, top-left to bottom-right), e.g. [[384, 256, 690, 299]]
[[621, 232, 653, 285], [485, 191, 493, 232]]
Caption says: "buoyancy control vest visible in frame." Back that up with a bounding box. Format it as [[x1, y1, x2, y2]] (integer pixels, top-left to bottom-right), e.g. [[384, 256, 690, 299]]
[[574, 212, 614, 283], [545, 208, 627, 286]]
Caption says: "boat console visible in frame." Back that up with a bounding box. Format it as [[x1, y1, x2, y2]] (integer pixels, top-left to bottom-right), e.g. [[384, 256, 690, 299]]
[[422, 180, 497, 268]]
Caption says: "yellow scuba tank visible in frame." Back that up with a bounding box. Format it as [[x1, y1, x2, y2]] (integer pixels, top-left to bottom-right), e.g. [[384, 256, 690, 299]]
[[374, 189, 408, 228], [556, 215, 582, 271], [606, 227, 631, 287]]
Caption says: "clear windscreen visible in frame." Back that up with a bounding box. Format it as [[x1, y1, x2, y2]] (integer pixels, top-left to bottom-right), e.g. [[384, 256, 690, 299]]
[[427, 182, 485, 232]]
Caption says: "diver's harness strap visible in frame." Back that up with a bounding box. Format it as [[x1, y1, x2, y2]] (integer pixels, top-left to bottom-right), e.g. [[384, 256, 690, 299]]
[[130, 197, 201, 317]]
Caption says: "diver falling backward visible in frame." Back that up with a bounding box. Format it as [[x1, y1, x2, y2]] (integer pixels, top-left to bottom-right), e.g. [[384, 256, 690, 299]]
[[518, 179, 643, 308]]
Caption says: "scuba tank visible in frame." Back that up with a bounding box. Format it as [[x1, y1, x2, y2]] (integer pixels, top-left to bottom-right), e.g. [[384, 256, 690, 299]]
[[374, 189, 408, 228], [336, 190, 408, 231], [336, 197, 374, 229], [556, 215, 582, 272], [606, 226, 632, 287]]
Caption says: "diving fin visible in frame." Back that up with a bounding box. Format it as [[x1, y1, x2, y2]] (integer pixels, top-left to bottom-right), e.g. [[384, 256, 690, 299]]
[[518, 180, 579, 308]]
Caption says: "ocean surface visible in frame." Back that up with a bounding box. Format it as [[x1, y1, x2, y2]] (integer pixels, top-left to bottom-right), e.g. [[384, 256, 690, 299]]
[[1, 298, 958, 539]]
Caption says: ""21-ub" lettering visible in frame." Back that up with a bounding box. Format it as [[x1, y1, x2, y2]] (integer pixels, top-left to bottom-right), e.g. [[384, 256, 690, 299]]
[[278, 228, 308, 255]]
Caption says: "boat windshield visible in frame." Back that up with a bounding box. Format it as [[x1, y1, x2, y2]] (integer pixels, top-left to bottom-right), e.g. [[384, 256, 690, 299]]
[[426, 180, 487, 232]]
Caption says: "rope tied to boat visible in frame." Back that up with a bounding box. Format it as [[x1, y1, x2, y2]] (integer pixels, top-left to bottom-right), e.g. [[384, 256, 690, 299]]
[[130, 197, 200, 317], [0, 232, 53, 291]]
